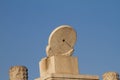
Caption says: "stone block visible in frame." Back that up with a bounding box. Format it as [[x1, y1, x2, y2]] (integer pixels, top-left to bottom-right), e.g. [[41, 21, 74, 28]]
[[35, 74, 99, 80], [39, 55, 79, 77]]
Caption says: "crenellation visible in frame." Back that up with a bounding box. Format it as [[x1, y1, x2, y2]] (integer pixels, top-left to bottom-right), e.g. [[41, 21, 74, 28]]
[[9, 66, 28, 80], [103, 72, 119, 80]]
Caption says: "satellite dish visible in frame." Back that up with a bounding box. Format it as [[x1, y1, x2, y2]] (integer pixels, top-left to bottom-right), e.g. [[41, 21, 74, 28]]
[[46, 25, 77, 57]]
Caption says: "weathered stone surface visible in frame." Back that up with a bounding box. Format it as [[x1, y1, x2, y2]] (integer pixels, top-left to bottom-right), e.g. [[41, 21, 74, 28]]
[[35, 55, 99, 80], [35, 73, 99, 80], [103, 72, 119, 80], [9, 66, 28, 80], [46, 25, 77, 57], [39, 55, 79, 77]]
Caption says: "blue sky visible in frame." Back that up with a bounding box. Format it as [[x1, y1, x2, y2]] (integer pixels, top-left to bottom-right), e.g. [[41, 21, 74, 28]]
[[0, 0, 120, 80]]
